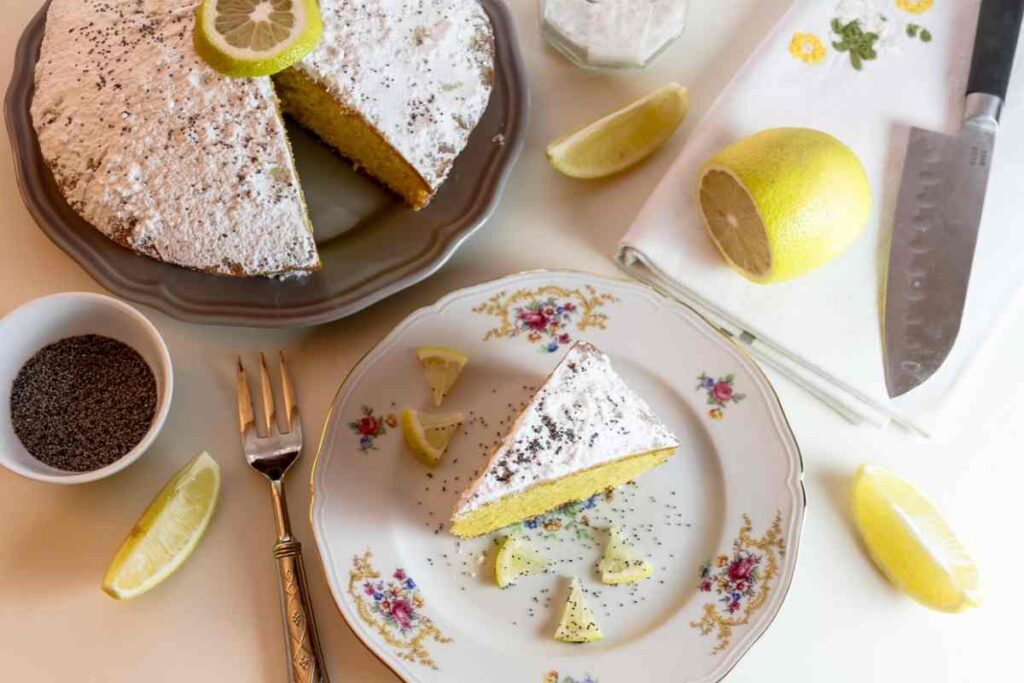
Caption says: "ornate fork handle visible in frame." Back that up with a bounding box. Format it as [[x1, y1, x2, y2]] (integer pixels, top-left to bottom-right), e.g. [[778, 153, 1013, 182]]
[[274, 539, 329, 683]]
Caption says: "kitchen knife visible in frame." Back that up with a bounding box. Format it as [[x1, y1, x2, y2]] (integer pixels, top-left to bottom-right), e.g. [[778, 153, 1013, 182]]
[[883, 0, 1024, 398]]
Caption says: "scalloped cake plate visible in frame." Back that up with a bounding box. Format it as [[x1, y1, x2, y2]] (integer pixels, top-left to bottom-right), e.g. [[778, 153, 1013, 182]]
[[310, 270, 805, 682], [5, 0, 526, 328]]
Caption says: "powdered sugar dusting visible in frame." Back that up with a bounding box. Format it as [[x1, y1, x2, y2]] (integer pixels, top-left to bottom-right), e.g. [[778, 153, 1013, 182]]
[[292, 0, 495, 193], [453, 342, 680, 516], [31, 0, 318, 276]]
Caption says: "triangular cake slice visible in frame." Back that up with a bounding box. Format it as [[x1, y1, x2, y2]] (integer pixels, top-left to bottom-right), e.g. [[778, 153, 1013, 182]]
[[450, 342, 679, 538]]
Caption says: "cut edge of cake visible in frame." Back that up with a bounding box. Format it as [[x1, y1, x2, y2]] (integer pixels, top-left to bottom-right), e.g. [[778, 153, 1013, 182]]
[[450, 342, 680, 539]]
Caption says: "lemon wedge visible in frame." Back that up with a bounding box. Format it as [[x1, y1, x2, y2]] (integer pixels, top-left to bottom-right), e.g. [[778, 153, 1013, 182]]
[[195, 0, 323, 78], [495, 535, 549, 588], [416, 346, 468, 407], [852, 464, 981, 612], [401, 409, 464, 467], [546, 82, 689, 179], [102, 452, 221, 600], [698, 127, 871, 283], [598, 526, 653, 585], [554, 577, 603, 643]]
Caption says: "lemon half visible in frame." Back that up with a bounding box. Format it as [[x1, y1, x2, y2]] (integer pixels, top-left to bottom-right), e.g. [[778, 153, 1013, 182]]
[[195, 0, 323, 78], [852, 465, 981, 612], [698, 128, 871, 283], [102, 452, 221, 600]]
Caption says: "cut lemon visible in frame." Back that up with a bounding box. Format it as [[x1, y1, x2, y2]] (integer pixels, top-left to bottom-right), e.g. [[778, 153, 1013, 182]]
[[102, 452, 221, 600], [416, 346, 468, 407], [554, 577, 603, 643], [598, 526, 653, 585], [852, 464, 981, 613], [698, 127, 871, 283], [546, 83, 689, 179], [195, 0, 323, 78], [495, 535, 549, 588], [401, 409, 464, 467]]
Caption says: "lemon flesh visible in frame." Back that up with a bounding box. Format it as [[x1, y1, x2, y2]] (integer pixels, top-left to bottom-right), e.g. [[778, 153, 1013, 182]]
[[102, 452, 221, 600], [401, 409, 464, 467], [547, 83, 689, 179], [598, 526, 653, 585], [195, 0, 323, 78], [495, 535, 549, 588], [698, 127, 871, 283], [416, 346, 468, 407], [554, 577, 603, 643], [852, 465, 981, 612]]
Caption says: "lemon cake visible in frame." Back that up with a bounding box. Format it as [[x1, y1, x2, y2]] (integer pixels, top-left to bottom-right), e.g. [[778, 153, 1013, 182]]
[[275, 0, 495, 209], [450, 342, 679, 538], [31, 0, 319, 277], [31, 0, 495, 275]]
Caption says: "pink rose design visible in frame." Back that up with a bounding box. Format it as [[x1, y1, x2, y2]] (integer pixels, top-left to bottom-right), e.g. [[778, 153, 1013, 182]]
[[518, 309, 549, 331], [558, 333, 571, 344], [393, 569, 407, 581], [699, 580, 712, 592], [727, 556, 756, 583], [563, 302, 576, 312], [389, 598, 415, 631], [712, 381, 734, 404], [357, 415, 381, 436]]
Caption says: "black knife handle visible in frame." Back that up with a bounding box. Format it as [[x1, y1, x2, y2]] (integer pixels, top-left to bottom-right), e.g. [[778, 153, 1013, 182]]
[[967, 0, 1024, 101]]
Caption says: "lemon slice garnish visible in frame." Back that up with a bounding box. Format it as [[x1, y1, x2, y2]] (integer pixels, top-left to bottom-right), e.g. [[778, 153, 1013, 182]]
[[102, 452, 221, 600], [598, 526, 653, 585], [546, 83, 689, 179], [416, 346, 468, 407], [495, 535, 549, 588], [401, 409, 464, 467], [852, 464, 982, 612], [554, 577, 603, 643], [195, 0, 323, 78]]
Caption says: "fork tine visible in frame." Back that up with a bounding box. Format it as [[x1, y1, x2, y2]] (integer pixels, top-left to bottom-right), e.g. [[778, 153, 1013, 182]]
[[236, 357, 255, 435], [278, 351, 295, 433], [259, 352, 276, 436]]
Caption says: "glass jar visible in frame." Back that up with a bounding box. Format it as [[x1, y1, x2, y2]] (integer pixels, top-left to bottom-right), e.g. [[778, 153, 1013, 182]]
[[540, 0, 689, 70]]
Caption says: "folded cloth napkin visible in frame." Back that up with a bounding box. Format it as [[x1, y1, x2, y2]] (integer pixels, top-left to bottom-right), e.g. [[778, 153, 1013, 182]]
[[617, 0, 1024, 435]]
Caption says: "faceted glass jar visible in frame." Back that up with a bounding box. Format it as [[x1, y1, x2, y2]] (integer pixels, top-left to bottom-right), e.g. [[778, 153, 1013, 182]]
[[540, 0, 688, 70]]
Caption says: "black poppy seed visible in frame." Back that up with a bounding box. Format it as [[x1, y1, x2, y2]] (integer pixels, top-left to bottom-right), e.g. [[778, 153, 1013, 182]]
[[10, 335, 157, 472]]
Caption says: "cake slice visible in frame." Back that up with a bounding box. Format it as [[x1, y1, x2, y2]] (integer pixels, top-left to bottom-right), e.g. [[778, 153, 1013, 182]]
[[450, 342, 679, 538], [274, 0, 495, 209]]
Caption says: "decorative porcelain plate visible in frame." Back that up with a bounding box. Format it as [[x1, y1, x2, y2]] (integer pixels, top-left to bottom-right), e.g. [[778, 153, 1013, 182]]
[[5, 0, 526, 328], [311, 271, 805, 682]]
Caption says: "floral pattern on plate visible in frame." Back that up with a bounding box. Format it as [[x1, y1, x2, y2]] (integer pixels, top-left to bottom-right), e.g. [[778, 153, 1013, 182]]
[[518, 491, 608, 541], [690, 512, 785, 654], [697, 373, 746, 420], [473, 285, 618, 353], [348, 551, 451, 669], [349, 406, 397, 452], [545, 672, 598, 683]]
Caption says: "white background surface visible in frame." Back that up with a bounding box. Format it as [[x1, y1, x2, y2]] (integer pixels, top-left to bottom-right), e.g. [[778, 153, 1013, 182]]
[[1, 1, 1021, 681]]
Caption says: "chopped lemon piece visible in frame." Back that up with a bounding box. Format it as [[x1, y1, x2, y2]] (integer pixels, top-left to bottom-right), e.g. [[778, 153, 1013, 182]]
[[416, 346, 468, 407], [195, 0, 324, 78], [852, 464, 981, 612], [598, 526, 653, 585], [546, 83, 689, 179], [554, 577, 603, 643], [401, 409, 464, 467], [495, 535, 549, 588], [102, 452, 221, 600]]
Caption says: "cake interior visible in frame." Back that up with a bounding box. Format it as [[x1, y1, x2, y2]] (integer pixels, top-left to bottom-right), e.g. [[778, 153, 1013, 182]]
[[450, 447, 677, 538], [273, 68, 434, 210]]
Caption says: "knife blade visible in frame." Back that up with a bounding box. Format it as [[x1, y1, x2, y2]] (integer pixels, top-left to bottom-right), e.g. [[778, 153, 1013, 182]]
[[883, 0, 1024, 398]]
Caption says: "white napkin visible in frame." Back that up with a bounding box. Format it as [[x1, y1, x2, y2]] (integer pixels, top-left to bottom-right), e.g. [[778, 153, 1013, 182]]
[[617, 0, 1024, 435]]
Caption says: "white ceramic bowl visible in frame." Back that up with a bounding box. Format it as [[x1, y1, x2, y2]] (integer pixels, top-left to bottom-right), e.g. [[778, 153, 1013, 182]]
[[0, 292, 173, 484]]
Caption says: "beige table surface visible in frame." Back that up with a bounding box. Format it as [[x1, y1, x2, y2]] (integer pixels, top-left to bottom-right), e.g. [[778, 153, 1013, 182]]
[[2, 1, 1022, 681]]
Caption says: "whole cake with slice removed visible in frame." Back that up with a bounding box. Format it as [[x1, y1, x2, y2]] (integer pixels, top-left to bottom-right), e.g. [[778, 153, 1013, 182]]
[[30, 0, 494, 276], [450, 342, 680, 538]]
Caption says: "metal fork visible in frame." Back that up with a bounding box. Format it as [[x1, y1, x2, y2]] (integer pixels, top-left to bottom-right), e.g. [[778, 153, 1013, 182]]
[[237, 352, 329, 683]]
